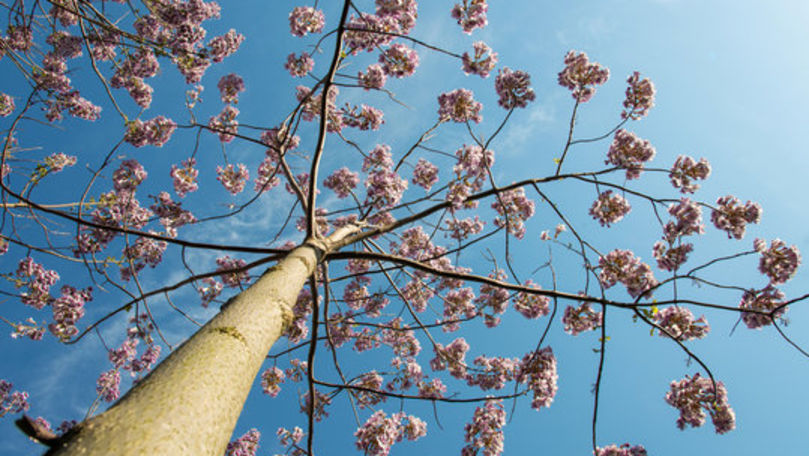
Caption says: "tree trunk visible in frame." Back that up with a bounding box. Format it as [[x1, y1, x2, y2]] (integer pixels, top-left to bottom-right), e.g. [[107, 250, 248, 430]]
[[46, 244, 320, 455]]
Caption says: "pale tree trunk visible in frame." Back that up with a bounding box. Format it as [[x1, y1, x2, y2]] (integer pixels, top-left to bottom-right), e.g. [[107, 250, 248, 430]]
[[46, 243, 323, 456]]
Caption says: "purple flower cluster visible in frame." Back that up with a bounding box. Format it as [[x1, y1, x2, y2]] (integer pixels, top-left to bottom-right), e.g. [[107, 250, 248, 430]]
[[589, 190, 631, 227], [288, 6, 325, 37], [755, 238, 801, 285], [445, 216, 485, 241], [151, 191, 197, 237], [324, 167, 360, 198], [606, 129, 656, 179], [217, 73, 245, 104], [517, 347, 558, 410], [462, 41, 498, 78], [665, 373, 736, 434], [285, 52, 315, 77], [208, 105, 240, 143], [438, 88, 483, 123], [49, 285, 93, 340], [562, 302, 603, 335], [0, 93, 14, 117], [513, 280, 551, 319], [359, 63, 387, 90], [225, 429, 260, 456], [260, 366, 285, 397], [16, 257, 60, 310], [598, 249, 658, 299], [739, 285, 785, 329], [669, 155, 711, 194], [170, 158, 199, 197], [96, 369, 121, 402], [215, 255, 250, 288], [0, 379, 30, 417], [411, 158, 439, 191], [124, 116, 177, 148], [710, 195, 761, 240], [451, 0, 489, 34], [653, 198, 704, 271], [354, 410, 426, 456], [621, 72, 655, 120], [462, 400, 505, 456], [652, 306, 709, 341], [491, 187, 535, 239], [379, 43, 419, 78], [558, 50, 610, 102], [430, 337, 470, 379], [216, 163, 249, 195], [495, 68, 536, 109]]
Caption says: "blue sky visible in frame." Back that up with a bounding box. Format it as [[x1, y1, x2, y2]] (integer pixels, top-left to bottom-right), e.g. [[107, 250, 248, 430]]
[[2, 0, 809, 455]]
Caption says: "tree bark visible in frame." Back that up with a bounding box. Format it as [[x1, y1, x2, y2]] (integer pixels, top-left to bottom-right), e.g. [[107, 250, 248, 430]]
[[46, 244, 320, 456]]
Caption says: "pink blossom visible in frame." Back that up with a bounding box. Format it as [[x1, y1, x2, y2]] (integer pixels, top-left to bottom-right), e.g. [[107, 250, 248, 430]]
[[375, 0, 419, 34], [5, 25, 34, 51], [379, 43, 419, 78], [665, 374, 736, 434], [710, 195, 761, 240], [16, 257, 60, 310], [323, 167, 360, 198], [261, 366, 285, 397], [445, 216, 485, 241], [10, 318, 45, 341], [495, 68, 536, 109], [562, 302, 603, 335], [590, 190, 631, 227], [411, 158, 439, 191], [363, 144, 394, 171], [0, 93, 14, 117], [289, 6, 325, 37], [0, 379, 30, 416], [359, 63, 387, 90], [476, 270, 510, 327], [595, 443, 648, 456], [198, 277, 223, 308], [740, 285, 785, 329], [653, 306, 709, 341], [756, 238, 800, 284], [344, 13, 400, 54], [365, 169, 408, 209], [430, 337, 469, 379], [285, 52, 314, 77], [652, 242, 694, 272], [170, 158, 199, 197], [598, 249, 658, 299], [418, 378, 446, 399], [300, 389, 331, 422], [670, 156, 711, 194], [216, 256, 250, 288], [402, 279, 434, 312], [462, 400, 505, 456], [606, 129, 655, 179], [492, 187, 535, 239], [622, 72, 655, 120], [354, 410, 426, 456], [112, 159, 147, 195], [558, 50, 610, 102], [124, 116, 177, 148], [296, 85, 342, 132], [663, 198, 704, 242], [96, 369, 121, 402], [513, 280, 551, 319], [342, 104, 385, 131], [462, 41, 498, 78], [467, 355, 518, 390], [261, 126, 300, 154], [276, 426, 305, 450], [209, 105, 240, 142], [44, 152, 76, 173], [217, 163, 249, 195], [451, 0, 489, 34], [441, 287, 477, 332], [352, 371, 385, 408], [208, 29, 244, 63], [437, 88, 483, 123], [49, 286, 92, 341], [225, 429, 260, 456], [517, 347, 558, 410], [217, 73, 245, 104]]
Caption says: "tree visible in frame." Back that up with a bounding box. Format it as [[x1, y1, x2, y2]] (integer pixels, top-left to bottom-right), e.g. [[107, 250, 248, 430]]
[[1, 0, 807, 454]]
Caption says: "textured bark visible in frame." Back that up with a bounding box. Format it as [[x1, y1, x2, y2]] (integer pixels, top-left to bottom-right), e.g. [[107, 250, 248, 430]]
[[47, 244, 320, 456]]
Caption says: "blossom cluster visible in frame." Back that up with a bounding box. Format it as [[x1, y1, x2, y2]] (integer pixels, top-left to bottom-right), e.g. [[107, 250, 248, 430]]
[[354, 410, 426, 456], [208, 105, 240, 143], [589, 190, 631, 227], [562, 302, 603, 335], [754, 238, 801, 285], [289, 6, 326, 37], [462, 400, 505, 456], [669, 155, 711, 194], [710, 195, 761, 240], [217, 163, 249, 195], [445, 216, 485, 241], [494, 68, 536, 109], [621, 72, 655, 120], [595, 443, 648, 456], [606, 129, 656, 179], [512, 280, 551, 319], [49, 285, 93, 340], [217, 73, 245, 104], [15, 257, 59, 310], [0, 379, 29, 417], [447, 144, 494, 210], [739, 285, 785, 329], [216, 256, 250, 288], [652, 306, 709, 341], [124, 116, 177, 148], [598, 250, 658, 299], [653, 198, 704, 271], [324, 167, 360, 198], [558, 50, 609, 102], [462, 41, 498, 77], [226, 428, 260, 456], [438, 88, 483, 123], [380, 43, 420, 78], [517, 347, 558, 410], [451, 0, 489, 34], [491, 187, 535, 239], [665, 374, 736, 434]]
